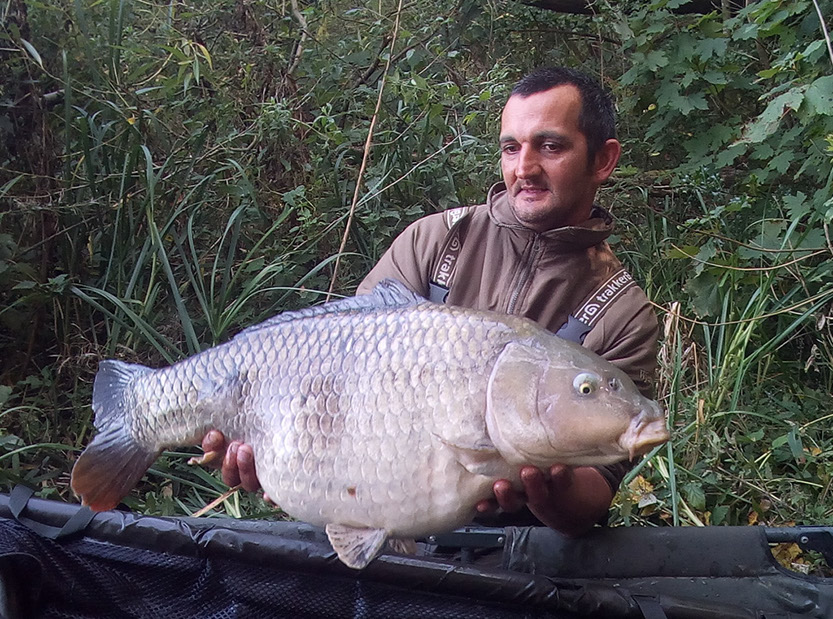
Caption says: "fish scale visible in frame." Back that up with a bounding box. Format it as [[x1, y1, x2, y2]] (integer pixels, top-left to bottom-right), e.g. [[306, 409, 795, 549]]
[[71, 279, 669, 569]]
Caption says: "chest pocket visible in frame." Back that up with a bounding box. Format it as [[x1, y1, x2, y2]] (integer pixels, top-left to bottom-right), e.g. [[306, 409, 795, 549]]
[[427, 207, 635, 345]]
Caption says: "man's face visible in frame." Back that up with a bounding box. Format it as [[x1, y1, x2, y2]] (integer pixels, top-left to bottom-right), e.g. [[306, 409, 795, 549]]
[[499, 84, 615, 231]]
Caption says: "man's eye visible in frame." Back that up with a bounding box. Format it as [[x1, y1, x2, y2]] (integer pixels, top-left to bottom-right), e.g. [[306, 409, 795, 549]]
[[501, 144, 519, 154], [542, 143, 560, 152]]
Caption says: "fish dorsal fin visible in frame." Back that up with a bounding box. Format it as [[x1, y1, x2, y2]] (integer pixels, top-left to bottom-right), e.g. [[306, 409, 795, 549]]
[[325, 523, 388, 569], [237, 279, 425, 337]]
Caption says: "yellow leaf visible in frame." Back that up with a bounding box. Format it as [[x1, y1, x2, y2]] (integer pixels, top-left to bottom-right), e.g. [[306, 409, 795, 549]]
[[747, 511, 759, 525], [127, 116, 136, 125], [628, 475, 658, 509], [195, 42, 213, 69], [628, 475, 654, 494], [771, 543, 807, 571]]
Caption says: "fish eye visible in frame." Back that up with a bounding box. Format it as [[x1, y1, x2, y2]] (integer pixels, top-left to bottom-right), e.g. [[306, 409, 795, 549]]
[[573, 373, 599, 396]]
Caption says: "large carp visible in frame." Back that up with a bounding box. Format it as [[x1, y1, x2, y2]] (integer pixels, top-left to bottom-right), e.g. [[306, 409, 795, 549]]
[[71, 279, 669, 569]]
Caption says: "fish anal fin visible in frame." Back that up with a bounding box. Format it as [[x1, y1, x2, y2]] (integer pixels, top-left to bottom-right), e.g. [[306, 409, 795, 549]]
[[71, 429, 159, 511], [325, 524, 387, 569], [387, 538, 417, 556], [435, 434, 505, 477]]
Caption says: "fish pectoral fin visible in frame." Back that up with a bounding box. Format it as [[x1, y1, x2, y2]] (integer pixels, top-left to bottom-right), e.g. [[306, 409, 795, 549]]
[[325, 524, 387, 569], [387, 538, 417, 555], [436, 435, 504, 476]]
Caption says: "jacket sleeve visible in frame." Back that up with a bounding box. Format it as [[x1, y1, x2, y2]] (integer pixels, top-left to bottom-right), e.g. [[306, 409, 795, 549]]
[[357, 214, 447, 297]]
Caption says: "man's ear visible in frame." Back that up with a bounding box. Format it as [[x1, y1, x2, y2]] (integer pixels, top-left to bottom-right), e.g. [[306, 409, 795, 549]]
[[592, 139, 621, 183]]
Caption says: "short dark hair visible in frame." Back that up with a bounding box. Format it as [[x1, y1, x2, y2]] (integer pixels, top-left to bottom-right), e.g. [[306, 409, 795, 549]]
[[510, 67, 617, 164]]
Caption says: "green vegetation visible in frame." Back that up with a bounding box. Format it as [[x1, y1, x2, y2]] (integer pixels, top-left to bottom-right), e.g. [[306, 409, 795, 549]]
[[1, 0, 831, 538]]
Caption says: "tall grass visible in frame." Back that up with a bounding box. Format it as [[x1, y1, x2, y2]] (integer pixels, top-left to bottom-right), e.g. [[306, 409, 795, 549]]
[[611, 182, 833, 529]]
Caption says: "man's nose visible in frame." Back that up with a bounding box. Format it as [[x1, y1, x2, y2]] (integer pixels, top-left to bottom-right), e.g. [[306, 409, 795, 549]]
[[515, 145, 540, 179]]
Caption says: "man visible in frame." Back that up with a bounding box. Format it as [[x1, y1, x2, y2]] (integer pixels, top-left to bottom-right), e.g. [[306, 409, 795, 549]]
[[202, 66, 659, 537]]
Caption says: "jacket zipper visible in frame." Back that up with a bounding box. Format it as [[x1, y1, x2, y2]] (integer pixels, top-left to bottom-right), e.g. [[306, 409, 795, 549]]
[[507, 234, 541, 315]]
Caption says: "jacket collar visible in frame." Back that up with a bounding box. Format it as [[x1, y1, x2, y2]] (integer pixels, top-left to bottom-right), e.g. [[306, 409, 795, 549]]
[[486, 182, 614, 249]]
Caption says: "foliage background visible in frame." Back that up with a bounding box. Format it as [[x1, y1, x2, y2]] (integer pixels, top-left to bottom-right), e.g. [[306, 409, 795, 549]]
[[1, 0, 832, 541]]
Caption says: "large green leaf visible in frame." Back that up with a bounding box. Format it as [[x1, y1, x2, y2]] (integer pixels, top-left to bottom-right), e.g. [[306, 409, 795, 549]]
[[737, 87, 805, 144], [805, 76, 833, 116]]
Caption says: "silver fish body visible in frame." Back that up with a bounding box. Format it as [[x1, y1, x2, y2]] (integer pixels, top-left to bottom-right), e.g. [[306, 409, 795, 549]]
[[71, 279, 669, 568]]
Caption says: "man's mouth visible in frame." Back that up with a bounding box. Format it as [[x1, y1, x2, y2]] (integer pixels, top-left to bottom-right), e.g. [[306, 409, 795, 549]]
[[515, 185, 548, 197]]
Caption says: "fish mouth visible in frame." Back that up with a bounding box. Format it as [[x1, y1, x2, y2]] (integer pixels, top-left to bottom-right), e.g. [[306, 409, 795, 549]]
[[623, 410, 671, 460]]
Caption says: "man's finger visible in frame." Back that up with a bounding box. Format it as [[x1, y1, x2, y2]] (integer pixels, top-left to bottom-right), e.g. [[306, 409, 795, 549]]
[[236, 443, 260, 493], [548, 463, 572, 493], [222, 441, 242, 488], [493, 479, 526, 512], [476, 498, 499, 514], [201, 429, 226, 454], [520, 466, 551, 505]]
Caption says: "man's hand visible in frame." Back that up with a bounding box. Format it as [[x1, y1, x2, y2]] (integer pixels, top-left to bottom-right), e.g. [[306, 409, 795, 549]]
[[200, 431, 262, 493], [475, 464, 614, 537]]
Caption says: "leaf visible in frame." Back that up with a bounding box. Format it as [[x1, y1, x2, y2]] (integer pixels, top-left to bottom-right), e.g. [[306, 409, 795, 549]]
[[772, 543, 803, 569], [135, 86, 162, 96], [681, 92, 709, 115], [804, 76, 833, 116], [656, 81, 708, 116], [685, 271, 722, 317], [751, 142, 774, 161], [194, 42, 213, 69], [683, 482, 706, 511], [767, 151, 793, 174], [657, 81, 681, 109], [783, 192, 809, 221], [20, 39, 44, 69], [0, 386, 11, 407], [737, 87, 805, 144], [644, 50, 669, 71], [282, 185, 306, 207], [711, 505, 729, 525], [734, 22, 759, 41], [696, 37, 728, 61], [737, 220, 787, 261], [701, 71, 729, 86], [745, 428, 765, 442], [714, 143, 746, 167], [692, 241, 717, 276], [787, 428, 804, 462], [666, 245, 700, 259]]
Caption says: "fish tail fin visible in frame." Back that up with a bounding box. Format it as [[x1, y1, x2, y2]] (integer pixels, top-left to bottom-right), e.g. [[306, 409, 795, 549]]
[[71, 360, 160, 511]]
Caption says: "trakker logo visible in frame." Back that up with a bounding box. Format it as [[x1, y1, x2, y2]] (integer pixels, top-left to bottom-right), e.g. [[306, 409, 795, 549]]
[[434, 237, 461, 287], [576, 271, 636, 327]]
